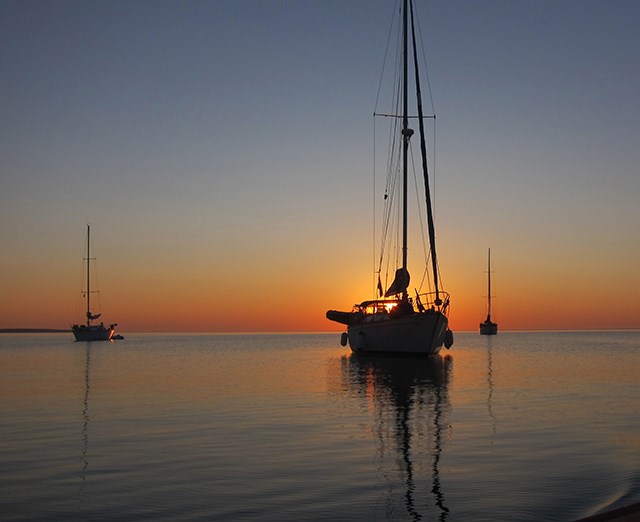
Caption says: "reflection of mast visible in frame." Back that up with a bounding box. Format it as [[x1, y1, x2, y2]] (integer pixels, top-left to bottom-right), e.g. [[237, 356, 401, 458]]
[[486, 338, 496, 439], [431, 380, 447, 519], [340, 354, 452, 520], [397, 389, 420, 521], [79, 345, 91, 501]]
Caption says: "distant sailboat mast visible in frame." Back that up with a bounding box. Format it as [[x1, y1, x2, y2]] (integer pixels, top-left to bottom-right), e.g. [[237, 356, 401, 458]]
[[486, 248, 492, 319], [85, 224, 92, 326], [83, 224, 100, 326], [480, 248, 498, 335], [71, 224, 116, 341]]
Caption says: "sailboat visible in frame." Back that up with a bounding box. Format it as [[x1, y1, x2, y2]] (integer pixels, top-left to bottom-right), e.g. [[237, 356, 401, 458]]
[[479, 248, 498, 335], [326, 0, 453, 356], [71, 225, 117, 341]]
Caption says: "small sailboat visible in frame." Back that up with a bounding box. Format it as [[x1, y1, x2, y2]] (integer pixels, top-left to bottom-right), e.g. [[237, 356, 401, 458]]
[[71, 225, 117, 341], [326, 0, 453, 356], [479, 248, 498, 335]]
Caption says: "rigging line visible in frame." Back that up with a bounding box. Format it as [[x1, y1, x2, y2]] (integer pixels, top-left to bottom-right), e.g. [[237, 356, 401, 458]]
[[373, 1, 401, 115], [76, 258, 85, 323], [409, 142, 431, 293], [411, 0, 438, 219], [89, 230, 102, 313], [413, 2, 436, 115], [385, 20, 402, 195], [375, 3, 403, 290], [411, 143, 429, 264], [384, 89, 400, 205], [377, 92, 402, 275], [375, 127, 438, 215], [381, 159, 403, 285], [379, 1, 435, 290], [410, 153, 431, 293], [379, 50, 400, 223], [381, 168, 401, 279], [433, 116, 437, 218], [377, 149, 399, 272], [410, 0, 440, 301], [378, 0, 401, 212]]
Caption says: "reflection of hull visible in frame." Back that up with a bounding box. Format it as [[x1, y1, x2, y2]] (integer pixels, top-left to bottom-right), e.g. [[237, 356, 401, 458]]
[[479, 320, 498, 336], [72, 325, 114, 341], [342, 352, 451, 393], [348, 312, 449, 356], [339, 353, 452, 520]]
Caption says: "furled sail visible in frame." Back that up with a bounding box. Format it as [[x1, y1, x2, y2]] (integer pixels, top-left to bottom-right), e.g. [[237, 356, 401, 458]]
[[384, 268, 410, 297], [87, 312, 102, 321]]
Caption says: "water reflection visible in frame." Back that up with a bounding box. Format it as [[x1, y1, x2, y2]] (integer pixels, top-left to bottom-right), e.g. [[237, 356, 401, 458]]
[[340, 354, 453, 521], [486, 337, 496, 440], [79, 344, 91, 505]]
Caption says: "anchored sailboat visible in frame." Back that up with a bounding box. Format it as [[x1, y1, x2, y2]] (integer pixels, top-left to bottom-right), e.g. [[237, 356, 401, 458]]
[[479, 248, 498, 335], [326, 0, 453, 355], [71, 225, 117, 341]]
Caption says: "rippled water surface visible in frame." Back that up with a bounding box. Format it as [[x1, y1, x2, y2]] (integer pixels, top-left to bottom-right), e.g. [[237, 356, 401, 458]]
[[1, 331, 639, 521]]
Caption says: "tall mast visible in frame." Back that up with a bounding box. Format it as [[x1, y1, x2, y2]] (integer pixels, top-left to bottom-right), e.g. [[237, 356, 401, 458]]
[[487, 248, 492, 317], [400, 0, 409, 302], [86, 224, 91, 326]]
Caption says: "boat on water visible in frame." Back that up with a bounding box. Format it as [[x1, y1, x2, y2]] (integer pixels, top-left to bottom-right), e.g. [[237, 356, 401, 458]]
[[71, 225, 118, 341], [479, 248, 498, 335], [326, 0, 453, 356]]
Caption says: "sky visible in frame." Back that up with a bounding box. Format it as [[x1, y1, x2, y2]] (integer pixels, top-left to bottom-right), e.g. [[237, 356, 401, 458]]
[[1, 0, 639, 332]]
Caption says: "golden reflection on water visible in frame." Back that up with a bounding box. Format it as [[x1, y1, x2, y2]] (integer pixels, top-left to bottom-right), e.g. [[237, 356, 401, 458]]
[[79, 344, 91, 506], [1, 332, 639, 521], [338, 354, 453, 521], [43, 336, 340, 412]]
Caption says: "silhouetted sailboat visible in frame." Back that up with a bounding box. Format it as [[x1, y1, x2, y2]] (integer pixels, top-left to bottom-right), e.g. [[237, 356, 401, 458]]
[[326, 0, 453, 355], [71, 225, 117, 341], [479, 248, 498, 335]]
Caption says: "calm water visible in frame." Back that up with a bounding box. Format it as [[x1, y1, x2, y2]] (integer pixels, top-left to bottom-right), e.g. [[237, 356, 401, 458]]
[[1, 331, 639, 521]]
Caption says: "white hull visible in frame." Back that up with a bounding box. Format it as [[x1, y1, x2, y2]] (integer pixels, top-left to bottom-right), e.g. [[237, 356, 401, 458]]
[[72, 325, 114, 342], [348, 312, 449, 356]]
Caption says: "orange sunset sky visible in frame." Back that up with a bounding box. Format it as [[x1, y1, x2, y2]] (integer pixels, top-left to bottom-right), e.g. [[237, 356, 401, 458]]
[[1, 0, 639, 333]]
